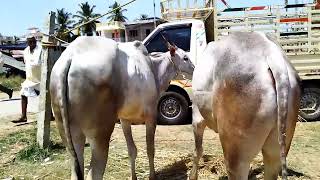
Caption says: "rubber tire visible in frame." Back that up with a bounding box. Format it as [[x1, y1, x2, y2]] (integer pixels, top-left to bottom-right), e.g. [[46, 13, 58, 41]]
[[300, 87, 320, 121], [157, 91, 189, 125]]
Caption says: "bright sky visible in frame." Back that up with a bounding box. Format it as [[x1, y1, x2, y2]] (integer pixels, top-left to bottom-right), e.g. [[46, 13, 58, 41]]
[[0, 0, 313, 36]]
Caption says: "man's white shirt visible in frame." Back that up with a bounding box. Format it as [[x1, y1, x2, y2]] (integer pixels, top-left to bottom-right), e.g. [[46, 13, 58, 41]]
[[20, 44, 42, 97]]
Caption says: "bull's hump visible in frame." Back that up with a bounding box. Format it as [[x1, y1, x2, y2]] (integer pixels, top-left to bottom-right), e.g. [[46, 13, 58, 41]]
[[133, 40, 142, 47], [70, 36, 118, 53]]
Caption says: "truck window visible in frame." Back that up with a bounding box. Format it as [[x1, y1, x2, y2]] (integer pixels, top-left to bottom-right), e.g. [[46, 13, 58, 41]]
[[162, 27, 191, 52], [146, 33, 168, 53], [146, 26, 191, 53]]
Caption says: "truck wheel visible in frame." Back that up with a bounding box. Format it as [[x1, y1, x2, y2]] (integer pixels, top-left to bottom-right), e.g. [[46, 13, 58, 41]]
[[300, 87, 320, 121], [157, 92, 189, 125]]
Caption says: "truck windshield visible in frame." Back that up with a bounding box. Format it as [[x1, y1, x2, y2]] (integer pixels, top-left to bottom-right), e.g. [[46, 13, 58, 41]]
[[146, 26, 191, 53]]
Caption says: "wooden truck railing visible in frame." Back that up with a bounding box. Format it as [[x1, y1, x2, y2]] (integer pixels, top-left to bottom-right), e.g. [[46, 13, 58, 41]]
[[160, 0, 214, 20], [160, 0, 320, 80], [215, 4, 320, 80]]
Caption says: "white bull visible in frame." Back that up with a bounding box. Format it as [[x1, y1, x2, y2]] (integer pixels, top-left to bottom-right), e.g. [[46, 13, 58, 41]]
[[190, 32, 301, 180], [50, 36, 194, 180]]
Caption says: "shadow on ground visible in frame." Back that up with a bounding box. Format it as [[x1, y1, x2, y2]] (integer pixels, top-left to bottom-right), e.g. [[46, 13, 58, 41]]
[[156, 154, 307, 180], [156, 157, 191, 180], [50, 142, 65, 150], [216, 165, 306, 180]]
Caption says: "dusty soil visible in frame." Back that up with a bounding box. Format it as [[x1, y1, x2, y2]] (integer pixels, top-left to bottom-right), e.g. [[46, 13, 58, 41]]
[[0, 114, 319, 180]]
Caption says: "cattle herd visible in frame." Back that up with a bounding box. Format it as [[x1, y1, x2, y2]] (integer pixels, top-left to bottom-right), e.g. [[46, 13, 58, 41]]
[[50, 32, 300, 180]]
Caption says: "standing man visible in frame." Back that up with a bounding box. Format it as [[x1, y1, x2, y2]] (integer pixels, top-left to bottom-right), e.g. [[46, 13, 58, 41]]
[[0, 53, 13, 99], [12, 35, 42, 123]]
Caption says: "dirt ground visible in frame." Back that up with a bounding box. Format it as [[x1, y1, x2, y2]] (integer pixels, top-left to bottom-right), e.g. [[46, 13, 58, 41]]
[[0, 113, 319, 180]]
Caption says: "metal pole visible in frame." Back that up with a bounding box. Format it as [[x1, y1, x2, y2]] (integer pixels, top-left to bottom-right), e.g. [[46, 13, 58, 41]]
[[153, 0, 157, 29]]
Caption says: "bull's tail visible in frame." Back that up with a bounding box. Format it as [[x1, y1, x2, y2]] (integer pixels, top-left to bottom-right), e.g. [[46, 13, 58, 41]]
[[58, 57, 83, 179], [264, 35, 290, 180]]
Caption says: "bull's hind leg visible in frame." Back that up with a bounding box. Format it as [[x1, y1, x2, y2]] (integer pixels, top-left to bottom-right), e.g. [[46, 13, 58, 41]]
[[262, 127, 281, 180], [262, 119, 297, 180], [121, 120, 138, 180], [146, 118, 157, 180], [190, 105, 206, 180], [86, 121, 116, 180], [219, 127, 269, 180], [219, 136, 251, 180], [52, 105, 67, 146], [263, 87, 300, 180], [52, 104, 86, 180], [69, 122, 86, 180]]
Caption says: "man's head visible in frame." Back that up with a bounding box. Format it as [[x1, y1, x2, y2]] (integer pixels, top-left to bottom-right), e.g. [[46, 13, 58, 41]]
[[26, 36, 37, 51]]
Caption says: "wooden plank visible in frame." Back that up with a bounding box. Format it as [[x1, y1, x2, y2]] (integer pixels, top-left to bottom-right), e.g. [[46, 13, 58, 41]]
[[311, 16, 320, 21], [248, 19, 276, 24], [311, 24, 320, 28], [311, 9, 320, 13], [279, 38, 309, 43], [295, 65, 320, 71], [287, 52, 319, 56], [300, 75, 320, 80], [282, 45, 317, 50], [291, 59, 320, 64], [251, 26, 277, 31], [0, 52, 25, 71]]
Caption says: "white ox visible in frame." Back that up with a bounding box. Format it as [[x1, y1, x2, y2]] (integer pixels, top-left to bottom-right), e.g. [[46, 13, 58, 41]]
[[190, 32, 300, 180], [50, 36, 194, 180]]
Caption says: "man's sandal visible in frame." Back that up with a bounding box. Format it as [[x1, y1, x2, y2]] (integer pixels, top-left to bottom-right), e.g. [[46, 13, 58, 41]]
[[11, 117, 27, 123]]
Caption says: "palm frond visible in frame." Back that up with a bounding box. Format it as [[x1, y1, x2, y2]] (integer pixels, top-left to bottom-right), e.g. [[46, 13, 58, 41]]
[[107, 1, 128, 22]]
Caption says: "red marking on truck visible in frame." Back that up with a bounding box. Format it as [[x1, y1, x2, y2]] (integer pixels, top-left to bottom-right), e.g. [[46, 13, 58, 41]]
[[249, 6, 268, 11], [280, 17, 309, 23]]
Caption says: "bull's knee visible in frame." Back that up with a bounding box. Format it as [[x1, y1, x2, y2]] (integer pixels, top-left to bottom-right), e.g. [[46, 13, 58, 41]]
[[225, 159, 250, 180], [222, 143, 250, 180]]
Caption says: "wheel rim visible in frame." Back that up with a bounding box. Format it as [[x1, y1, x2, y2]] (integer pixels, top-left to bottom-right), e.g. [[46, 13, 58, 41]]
[[159, 97, 181, 119], [300, 90, 320, 117]]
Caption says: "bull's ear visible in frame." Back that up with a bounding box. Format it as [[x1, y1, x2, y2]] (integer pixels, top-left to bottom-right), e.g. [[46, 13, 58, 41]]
[[169, 45, 175, 57]]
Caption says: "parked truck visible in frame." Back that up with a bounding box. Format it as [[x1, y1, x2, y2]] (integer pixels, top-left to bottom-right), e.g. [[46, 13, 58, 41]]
[[144, 0, 320, 124]]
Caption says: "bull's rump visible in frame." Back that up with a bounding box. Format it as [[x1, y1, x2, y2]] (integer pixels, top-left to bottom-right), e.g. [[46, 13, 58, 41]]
[[194, 32, 285, 133], [53, 36, 158, 125], [213, 75, 276, 131]]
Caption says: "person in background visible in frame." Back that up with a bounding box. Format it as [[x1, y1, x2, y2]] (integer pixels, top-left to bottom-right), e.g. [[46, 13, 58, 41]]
[[0, 53, 13, 99], [0, 84, 13, 99], [12, 35, 42, 123]]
